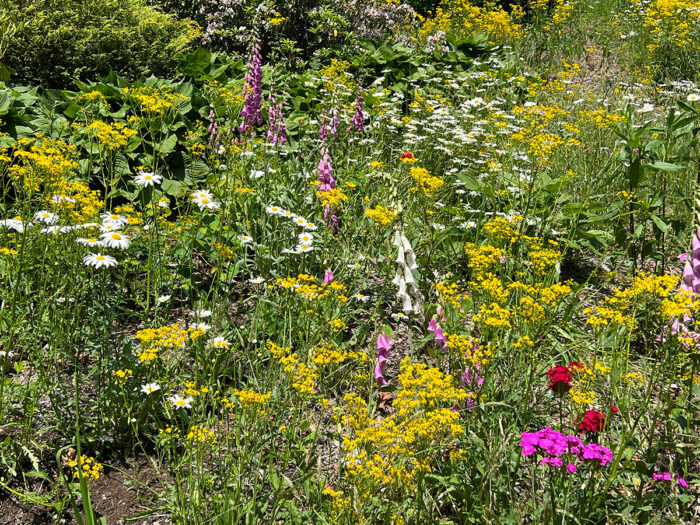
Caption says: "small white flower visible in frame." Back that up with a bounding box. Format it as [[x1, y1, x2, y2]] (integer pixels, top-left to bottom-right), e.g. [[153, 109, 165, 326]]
[[157, 295, 171, 304], [168, 394, 193, 409], [158, 197, 170, 208], [76, 237, 103, 247], [281, 210, 295, 219], [296, 244, 314, 254], [281, 248, 297, 254], [100, 231, 131, 249], [34, 210, 58, 224], [0, 350, 14, 359], [193, 322, 211, 332], [134, 171, 162, 187], [352, 293, 369, 302], [248, 276, 265, 284], [638, 103, 655, 113], [40, 226, 61, 234], [238, 235, 253, 244], [141, 383, 161, 394], [304, 222, 318, 231], [391, 312, 409, 322], [687, 93, 700, 102], [189, 309, 212, 318], [251, 170, 265, 179], [83, 253, 118, 268]]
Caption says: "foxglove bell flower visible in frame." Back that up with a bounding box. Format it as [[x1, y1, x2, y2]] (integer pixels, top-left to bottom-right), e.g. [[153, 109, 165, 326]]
[[374, 333, 393, 386], [239, 41, 263, 134]]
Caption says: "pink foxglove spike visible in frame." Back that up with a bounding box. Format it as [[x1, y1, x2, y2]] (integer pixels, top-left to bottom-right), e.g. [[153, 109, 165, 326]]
[[693, 237, 700, 258], [679, 253, 689, 262], [377, 333, 393, 352], [434, 326, 447, 348], [324, 270, 334, 283], [683, 263, 695, 286], [693, 256, 700, 279], [374, 362, 387, 386], [428, 318, 437, 332]]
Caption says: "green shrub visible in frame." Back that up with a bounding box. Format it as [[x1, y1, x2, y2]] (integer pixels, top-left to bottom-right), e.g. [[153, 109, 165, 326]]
[[3, 0, 199, 87]]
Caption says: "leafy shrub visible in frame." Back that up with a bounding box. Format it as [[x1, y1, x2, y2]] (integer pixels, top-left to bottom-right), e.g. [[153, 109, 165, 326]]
[[3, 0, 199, 87], [150, 0, 415, 60]]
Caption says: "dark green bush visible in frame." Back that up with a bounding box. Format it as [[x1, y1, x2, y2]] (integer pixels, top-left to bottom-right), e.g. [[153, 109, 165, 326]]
[[3, 0, 199, 87]]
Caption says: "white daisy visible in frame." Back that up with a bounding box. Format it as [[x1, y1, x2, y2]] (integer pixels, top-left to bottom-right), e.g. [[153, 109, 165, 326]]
[[40, 226, 61, 234], [100, 213, 129, 228], [100, 231, 131, 249], [193, 322, 211, 332], [292, 216, 309, 227], [134, 171, 162, 187], [34, 210, 58, 224], [687, 93, 700, 102], [194, 196, 220, 211], [304, 222, 318, 231], [158, 197, 170, 208], [76, 237, 103, 247], [0, 218, 24, 232], [248, 276, 265, 284], [298, 233, 314, 245], [296, 244, 314, 254], [168, 394, 193, 409], [352, 293, 369, 302], [100, 222, 122, 234], [189, 309, 212, 318], [83, 253, 118, 268], [157, 295, 171, 303], [210, 336, 230, 349], [238, 235, 253, 244], [141, 383, 161, 394], [281, 210, 295, 219], [265, 205, 285, 216], [281, 248, 297, 254]]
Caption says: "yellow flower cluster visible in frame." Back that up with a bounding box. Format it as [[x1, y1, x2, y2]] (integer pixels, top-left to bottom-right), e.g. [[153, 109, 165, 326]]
[[275, 274, 348, 302], [233, 389, 272, 409], [340, 358, 466, 496], [633, 0, 700, 53], [310, 342, 368, 367], [124, 86, 187, 116], [9, 136, 79, 192], [584, 274, 687, 329], [473, 302, 512, 329], [135, 323, 207, 364], [365, 205, 396, 227], [186, 425, 217, 444], [408, 166, 444, 195], [483, 216, 522, 243], [464, 243, 503, 279], [267, 342, 317, 395], [569, 389, 595, 405], [85, 120, 137, 150], [48, 178, 104, 223], [113, 368, 133, 383], [69, 455, 103, 482], [528, 244, 561, 275], [445, 334, 492, 366], [320, 59, 355, 95], [317, 187, 348, 207], [417, 0, 522, 46], [434, 281, 466, 307]]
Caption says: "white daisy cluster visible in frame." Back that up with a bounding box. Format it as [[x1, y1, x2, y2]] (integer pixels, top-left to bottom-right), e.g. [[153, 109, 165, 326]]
[[134, 171, 163, 187], [265, 204, 318, 254]]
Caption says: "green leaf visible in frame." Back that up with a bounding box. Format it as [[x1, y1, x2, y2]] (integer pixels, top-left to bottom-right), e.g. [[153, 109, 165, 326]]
[[650, 160, 683, 171], [651, 214, 669, 233]]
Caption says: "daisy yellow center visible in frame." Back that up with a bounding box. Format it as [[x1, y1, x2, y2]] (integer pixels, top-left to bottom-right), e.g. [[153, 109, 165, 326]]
[[144, 175, 152, 180], [111, 233, 121, 240], [96, 256, 105, 261]]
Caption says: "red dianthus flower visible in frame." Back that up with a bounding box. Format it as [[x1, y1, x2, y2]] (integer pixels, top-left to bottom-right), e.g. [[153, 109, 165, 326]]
[[546, 364, 573, 395], [577, 410, 606, 434]]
